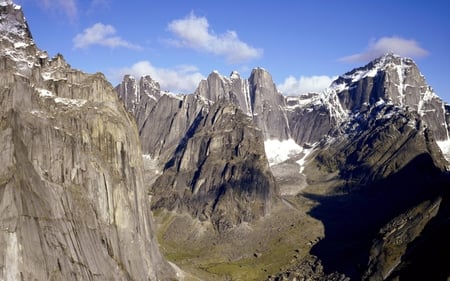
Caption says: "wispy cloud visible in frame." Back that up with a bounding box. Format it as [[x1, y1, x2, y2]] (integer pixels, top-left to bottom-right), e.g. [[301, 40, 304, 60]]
[[167, 12, 263, 63], [87, 0, 111, 14], [37, 0, 78, 21], [73, 23, 141, 50], [278, 75, 336, 96], [112, 61, 205, 93], [339, 36, 429, 62]]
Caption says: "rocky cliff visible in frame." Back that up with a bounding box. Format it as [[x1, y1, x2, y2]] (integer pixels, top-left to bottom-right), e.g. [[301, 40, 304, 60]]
[[280, 54, 450, 280], [115, 43, 450, 281], [152, 101, 277, 232], [0, 1, 173, 280], [194, 68, 291, 140], [116, 70, 282, 232], [333, 53, 450, 141]]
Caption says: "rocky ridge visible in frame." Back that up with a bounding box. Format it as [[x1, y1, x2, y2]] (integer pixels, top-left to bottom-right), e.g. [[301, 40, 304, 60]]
[[117, 75, 279, 231], [152, 100, 277, 231], [0, 2, 173, 280], [117, 51, 450, 280]]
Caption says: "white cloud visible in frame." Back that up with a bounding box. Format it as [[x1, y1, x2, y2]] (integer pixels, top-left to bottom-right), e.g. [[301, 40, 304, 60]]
[[340, 36, 429, 62], [113, 61, 205, 93], [38, 0, 78, 20], [277, 75, 336, 96], [167, 12, 263, 63], [73, 23, 141, 50]]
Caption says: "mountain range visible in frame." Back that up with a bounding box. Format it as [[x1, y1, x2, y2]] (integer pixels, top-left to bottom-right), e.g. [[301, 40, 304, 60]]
[[1, 1, 449, 280]]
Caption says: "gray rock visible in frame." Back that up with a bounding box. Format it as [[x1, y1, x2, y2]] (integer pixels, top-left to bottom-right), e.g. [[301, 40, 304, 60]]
[[248, 67, 291, 140], [151, 101, 278, 232], [332, 53, 449, 140], [285, 94, 337, 145], [0, 2, 173, 280], [194, 68, 291, 140], [312, 103, 448, 186], [363, 198, 442, 281]]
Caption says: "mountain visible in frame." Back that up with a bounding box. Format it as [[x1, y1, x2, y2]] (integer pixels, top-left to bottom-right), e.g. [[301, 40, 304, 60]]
[[0, 2, 174, 280], [117, 71, 279, 232], [1, 1, 448, 279], [117, 52, 449, 280]]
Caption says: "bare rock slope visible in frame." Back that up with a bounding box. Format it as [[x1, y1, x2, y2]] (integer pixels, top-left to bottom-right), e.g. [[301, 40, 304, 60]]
[[0, 1, 173, 280]]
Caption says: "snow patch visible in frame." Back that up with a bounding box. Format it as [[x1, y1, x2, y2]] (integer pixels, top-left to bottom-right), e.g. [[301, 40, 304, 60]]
[[395, 63, 405, 106], [162, 90, 183, 101], [375, 98, 385, 107], [296, 147, 313, 173], [37, 88, 54, 97], [230, 71, 240, 79], [346, 67, 379, 82], [41, 71, 53, 81], [13, 41, 28, 48], [54, 97, 87, 107], [264, 139, 303, 166], [37, 88, 87, 107], [437, 139, 450, 164]]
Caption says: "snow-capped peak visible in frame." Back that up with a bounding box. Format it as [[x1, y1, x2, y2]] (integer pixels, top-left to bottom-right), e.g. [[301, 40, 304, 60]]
[[333, 53, 409, 85], [333, 53, 415, 86], [230, 71, 240, 79], [0, 0, 31, 42], [0, 0, 15, 7]]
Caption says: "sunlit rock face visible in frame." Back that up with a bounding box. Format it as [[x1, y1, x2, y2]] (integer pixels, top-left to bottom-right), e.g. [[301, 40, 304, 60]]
[[151, 101, 277, 232], [116, 25, 450, 281], [332, 53, 449, 140], [0, 1, 173, 280], [194, 68, 291, 140]]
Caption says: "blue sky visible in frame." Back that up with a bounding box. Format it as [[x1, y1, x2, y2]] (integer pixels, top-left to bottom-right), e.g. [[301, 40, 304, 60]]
[[15, 0, 450, 101]]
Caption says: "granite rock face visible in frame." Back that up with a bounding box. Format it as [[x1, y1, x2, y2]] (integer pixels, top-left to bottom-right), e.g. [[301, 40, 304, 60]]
[[0, 2, 172, 280], [116, 75, 211, 162], [116, 70, 284, 231], [116, 48, 450, 279], [285, 93, 342, 145], [194, 68, 291, 140], [312, 104, 448, 187], [332, 53, 449, 140], [152, 101, 277, 231]]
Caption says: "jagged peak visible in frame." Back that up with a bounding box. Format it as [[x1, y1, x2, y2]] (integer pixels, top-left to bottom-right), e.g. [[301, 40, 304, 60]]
[[370, 52, 415, 68], [331, 53, 420, 90], [230, 70, 240, 79], [0, 0, 32, 42], [0, 0, 18, 8], [249, 66, 273, 81], [140, 75, 160, 90], [252, 66, 268, 73], [123, 74, 136, 81]]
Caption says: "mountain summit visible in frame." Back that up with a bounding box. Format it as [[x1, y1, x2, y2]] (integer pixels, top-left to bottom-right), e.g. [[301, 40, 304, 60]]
[[0, 0, 31, 41], [1, 1, 449, 280], [117, 52, 450, 280], [0, 2, 174, 280]]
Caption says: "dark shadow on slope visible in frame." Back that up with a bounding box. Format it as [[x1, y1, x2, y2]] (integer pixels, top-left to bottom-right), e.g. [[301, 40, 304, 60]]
[[164, 109, 205, 170], [385, 187, 450, 281], [304, 153, 449, 279]]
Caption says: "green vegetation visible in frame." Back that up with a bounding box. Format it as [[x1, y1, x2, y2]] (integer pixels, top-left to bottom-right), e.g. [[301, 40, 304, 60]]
[[154, 196, 324, 281]]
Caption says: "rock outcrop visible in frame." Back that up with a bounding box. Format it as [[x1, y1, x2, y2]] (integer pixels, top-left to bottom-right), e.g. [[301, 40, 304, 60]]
[[151, 101, 277, 231], [116, 70, 285, 231], [311, 103, 448, 187], [285, 93, 341, 145], [194, 68, 291, 140], [116, 45, 450, 279], [0, 2, 172, 280], [116, 75, 210, 162], [332, 53, 450, 141]]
